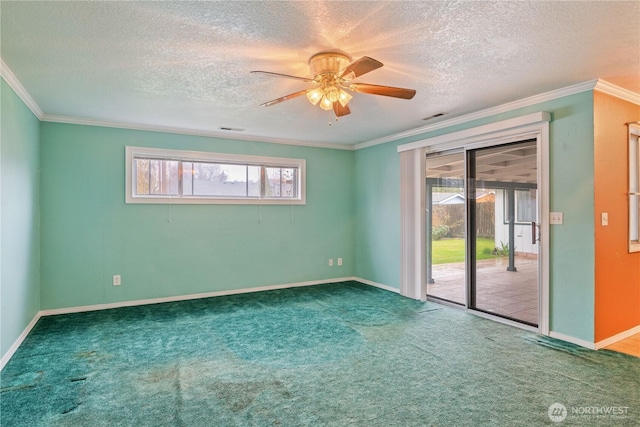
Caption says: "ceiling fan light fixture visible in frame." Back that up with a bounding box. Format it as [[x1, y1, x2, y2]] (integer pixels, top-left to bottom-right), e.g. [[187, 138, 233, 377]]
[[306, 87, 324, 105], [253, 51, 416, 116], [319, 96, 334, 111], [325, 86, 340, 103], [338, 89, 352, 107]]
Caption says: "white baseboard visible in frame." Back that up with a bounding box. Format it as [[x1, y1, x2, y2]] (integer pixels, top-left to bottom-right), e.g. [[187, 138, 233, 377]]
[[353, 277, 400, 294], [39, 277, 397, 317], [595, 324, 640, 350], [0, 312, 42, 371], [3, 277, 394, 369], [548, 331, 596, 350], [3, 277, 359, 370], [39, 277, 356, 317], [7, 278, 607, 371]]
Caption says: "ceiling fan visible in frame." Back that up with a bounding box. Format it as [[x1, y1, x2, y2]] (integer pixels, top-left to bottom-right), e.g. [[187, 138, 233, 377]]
[[251, 52, 416, 117]]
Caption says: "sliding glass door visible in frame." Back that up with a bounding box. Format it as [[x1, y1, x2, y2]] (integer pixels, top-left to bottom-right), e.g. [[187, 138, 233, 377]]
[[426, 140, 540, 327], [426, 152, 466, 305], [467, 140, 539, 326]]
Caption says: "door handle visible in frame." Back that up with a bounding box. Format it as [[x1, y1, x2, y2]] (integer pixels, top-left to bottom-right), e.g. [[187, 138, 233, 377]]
[[531, 221, 540, 244]]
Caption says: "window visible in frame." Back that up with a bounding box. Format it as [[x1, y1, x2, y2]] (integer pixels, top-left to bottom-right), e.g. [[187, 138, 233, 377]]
[[629, 123, 640, 252], [126, 146, 305, 204], [504, 188, 538, 224], [515, 189, 537, 223]]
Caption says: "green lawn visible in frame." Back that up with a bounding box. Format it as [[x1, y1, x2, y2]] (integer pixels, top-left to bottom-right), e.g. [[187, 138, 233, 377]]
[[431, 237, 500, 264]]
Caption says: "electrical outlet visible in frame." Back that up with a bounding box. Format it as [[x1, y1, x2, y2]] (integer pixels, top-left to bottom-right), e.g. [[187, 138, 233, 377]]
[[337, 258, 343, 266], [112, 275, 121, 286], [328, 259, 333, 267]]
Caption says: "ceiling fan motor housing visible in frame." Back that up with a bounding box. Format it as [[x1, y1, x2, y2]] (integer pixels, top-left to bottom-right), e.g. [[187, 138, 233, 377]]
[[308, 52, 351, 78]]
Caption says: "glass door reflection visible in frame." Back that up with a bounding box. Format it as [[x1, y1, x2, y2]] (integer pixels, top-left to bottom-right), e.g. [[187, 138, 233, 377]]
[[467, 141, 539, 326], [426, 152, 466, 305]]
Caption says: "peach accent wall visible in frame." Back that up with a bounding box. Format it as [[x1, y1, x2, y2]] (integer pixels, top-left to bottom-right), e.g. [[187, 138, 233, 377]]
[[594, 91, 640, 342]]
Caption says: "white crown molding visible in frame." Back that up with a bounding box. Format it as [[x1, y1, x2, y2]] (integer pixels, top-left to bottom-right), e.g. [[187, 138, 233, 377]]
[[41, 114, 353, 151], [396, 111, 550, 153], [0, 55, 350, 151], [4, 56, 636, 152], [0, 58, 44, 119], [594, 80, 640, 105], [354, 79, 609, 150]]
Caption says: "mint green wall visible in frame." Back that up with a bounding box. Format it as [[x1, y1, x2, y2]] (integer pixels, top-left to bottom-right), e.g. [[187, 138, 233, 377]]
[[545, 92, 595, 342], [40, 123, 354, 309], [354, 91, 596, 342], [1, 79, 41, 359], [354, 141, 401, 288], [2, 77, 597, 354]]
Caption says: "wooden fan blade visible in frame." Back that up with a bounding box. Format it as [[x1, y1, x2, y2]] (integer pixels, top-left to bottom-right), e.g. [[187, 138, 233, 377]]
[[250, 71, 314, 82], [339, 56, 383, 80], [333, 102, 351, 117], [348, 83, 416, 99], [260, 90, 308, 107]]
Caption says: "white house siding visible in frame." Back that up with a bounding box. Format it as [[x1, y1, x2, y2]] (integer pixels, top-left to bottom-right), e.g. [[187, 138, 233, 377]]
[[494, 189, 538, 256]]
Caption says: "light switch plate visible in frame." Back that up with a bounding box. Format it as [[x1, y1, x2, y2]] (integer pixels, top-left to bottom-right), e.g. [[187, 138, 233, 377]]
[[601, 212, 608, 226], [550, 212, 563, 225]]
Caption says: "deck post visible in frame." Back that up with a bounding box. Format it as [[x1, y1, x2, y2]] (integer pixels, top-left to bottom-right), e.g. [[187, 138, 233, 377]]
[[507, 187, 517, 272]]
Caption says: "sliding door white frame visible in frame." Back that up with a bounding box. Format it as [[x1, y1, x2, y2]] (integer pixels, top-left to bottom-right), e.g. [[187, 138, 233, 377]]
[[398, 112, 551, 335], [400, 149, 427, 300]]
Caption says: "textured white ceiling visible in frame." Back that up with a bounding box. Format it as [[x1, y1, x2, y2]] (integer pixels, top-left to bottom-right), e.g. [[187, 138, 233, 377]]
[[2, 1, 639, 147]]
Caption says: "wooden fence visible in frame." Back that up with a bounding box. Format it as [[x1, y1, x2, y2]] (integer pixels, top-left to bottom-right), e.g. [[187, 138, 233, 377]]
[[432, 202, 495, 238]]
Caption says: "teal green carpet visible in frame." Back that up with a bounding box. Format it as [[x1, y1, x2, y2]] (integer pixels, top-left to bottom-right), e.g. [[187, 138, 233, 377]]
[[1, 281, 638, 426]]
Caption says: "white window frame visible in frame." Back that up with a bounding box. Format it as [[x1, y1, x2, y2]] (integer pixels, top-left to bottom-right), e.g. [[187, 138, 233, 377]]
[[502, 188, 538, 225], [125, 146, 306, 205], [629, 123, 640, 253], [515, 189, 538, 224]]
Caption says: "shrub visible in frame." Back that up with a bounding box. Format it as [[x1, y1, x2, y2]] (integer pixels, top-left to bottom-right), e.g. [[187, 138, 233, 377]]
[[492, 241, 512, 257], [432, 225, 450, 240]]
